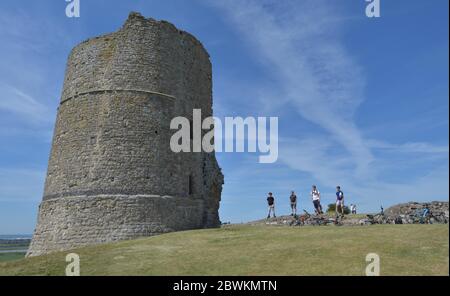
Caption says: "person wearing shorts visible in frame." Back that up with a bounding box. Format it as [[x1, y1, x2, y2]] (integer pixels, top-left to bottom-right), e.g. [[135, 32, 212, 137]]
[[289, 191, 297, 216], [336, 186, 345, 216], [311, 185, 323, 214]]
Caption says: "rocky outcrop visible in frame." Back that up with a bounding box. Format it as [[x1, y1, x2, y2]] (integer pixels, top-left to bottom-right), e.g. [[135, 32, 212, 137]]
[[246, 201, 449, 227], [248, 213, 366, 227], [384, 201, 448, 224]]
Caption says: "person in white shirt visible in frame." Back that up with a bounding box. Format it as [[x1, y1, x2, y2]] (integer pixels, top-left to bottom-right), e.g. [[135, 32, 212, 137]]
[[310, 185, 323, 214]]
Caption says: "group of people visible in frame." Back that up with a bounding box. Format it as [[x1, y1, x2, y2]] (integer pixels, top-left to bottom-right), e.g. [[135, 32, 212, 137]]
[[266, 185, 353, 219]]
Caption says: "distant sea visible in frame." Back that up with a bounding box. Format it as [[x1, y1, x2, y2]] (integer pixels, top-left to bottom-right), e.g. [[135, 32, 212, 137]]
[[0, 235, 32, 254]]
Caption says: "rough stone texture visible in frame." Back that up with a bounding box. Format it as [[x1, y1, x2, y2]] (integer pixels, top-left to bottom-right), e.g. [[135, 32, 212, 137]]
[[246, 201, 449, 227], [27, 12, 223, 257], [384, 201, 449, 224]]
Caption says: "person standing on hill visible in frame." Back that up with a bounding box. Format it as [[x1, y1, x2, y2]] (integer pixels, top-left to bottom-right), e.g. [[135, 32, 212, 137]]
[[310, 185, 323, 214], [267, 192, 276, 219], [289, 191, 297, 216], [336, 186, 345, 216]]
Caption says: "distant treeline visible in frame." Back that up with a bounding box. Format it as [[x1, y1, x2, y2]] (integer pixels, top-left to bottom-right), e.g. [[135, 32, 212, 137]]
[[0, 239, 31, 247]]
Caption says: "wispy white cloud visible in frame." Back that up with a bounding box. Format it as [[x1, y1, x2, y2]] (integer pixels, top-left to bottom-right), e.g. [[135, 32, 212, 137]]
[[0, 83, 52, 124], [368, 140, 449, 154], [0, 8, 65, 131], [278, 136, 356, 187], [279, 136, 449, 211], [209, 0, 448, 212], [0, 168, 46, 202], [208, 0, 373, 175], [0, 8, 72, 54], [353, 164, 449, 209]]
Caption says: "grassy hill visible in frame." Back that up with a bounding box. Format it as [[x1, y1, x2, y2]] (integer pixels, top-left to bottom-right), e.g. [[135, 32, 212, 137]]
[[0, 252, 27, 262], [0, 224, 448, 276], [0, 238, 30, 263]]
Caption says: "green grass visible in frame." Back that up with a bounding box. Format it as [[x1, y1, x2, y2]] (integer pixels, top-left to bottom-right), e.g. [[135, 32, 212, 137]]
[[0, 252, 26, 263], [0, 242, 29, 249], [0, 224, 448, 276]]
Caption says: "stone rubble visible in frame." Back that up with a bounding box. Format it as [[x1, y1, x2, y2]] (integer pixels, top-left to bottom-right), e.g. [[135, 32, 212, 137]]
[[246, 201, 449, 227]]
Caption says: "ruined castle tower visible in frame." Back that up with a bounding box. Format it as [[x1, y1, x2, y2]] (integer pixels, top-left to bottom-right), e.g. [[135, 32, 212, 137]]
[[27, 12, 223, 257]]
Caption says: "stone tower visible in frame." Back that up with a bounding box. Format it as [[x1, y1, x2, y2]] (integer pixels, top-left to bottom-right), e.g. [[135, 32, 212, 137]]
[[27, 12, 223, 257]]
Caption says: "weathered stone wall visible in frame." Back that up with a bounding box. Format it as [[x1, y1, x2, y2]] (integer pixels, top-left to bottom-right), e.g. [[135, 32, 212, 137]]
[[44, 92, 180, 200], [27, 195, 205, 257], [28, 12, 223, 257]]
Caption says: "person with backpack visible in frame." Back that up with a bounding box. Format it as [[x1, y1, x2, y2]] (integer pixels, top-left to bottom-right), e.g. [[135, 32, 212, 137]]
[[310, 185, 323, 214], [267, 192, 276, 219], [336, 186, 345, 216], [289, 191, 297, 216]]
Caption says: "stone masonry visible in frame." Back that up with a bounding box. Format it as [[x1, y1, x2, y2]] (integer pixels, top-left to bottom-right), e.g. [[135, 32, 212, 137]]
[[27, 12, 224, 257]]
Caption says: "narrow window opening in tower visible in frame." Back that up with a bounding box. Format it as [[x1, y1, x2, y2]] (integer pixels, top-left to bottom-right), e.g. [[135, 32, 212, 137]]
[[189, 175, 194, 195]]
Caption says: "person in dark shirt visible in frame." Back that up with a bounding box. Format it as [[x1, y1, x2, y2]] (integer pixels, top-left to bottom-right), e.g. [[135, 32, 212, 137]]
[[289, 191, 297, 216], [267, 192, 276, 219], [335, 186, 345, 216]]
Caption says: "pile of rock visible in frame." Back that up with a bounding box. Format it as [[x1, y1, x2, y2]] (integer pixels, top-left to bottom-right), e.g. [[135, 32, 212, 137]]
[[250, 215, 296, 226], [384, 201, 449, 224], [251, 213, 355, 227], [244, 202, 449, 227]]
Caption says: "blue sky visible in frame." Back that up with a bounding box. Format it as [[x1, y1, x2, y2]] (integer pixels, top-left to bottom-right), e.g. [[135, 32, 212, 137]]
[[0, 0, 448, 233]]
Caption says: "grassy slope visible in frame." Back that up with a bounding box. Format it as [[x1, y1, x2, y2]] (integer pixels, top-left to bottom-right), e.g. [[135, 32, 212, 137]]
[[0, 253, 27, 263], [0, 224, 448, 276]]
